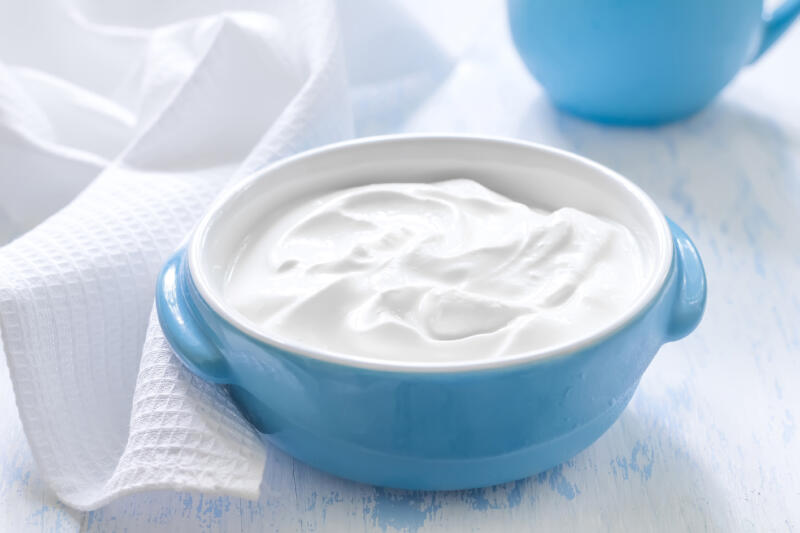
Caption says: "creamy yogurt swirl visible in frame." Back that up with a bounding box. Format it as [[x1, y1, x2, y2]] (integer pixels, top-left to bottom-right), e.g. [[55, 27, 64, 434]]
[[223, 179, 645, 363]]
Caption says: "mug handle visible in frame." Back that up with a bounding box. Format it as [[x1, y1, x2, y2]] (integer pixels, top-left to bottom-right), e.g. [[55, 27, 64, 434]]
[[751, 0, 800, 61], [156, 249, 231, 383], [664, 219, 707, 343]]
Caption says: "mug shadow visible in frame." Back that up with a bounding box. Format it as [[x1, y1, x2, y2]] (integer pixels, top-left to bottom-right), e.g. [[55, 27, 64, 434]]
[[515, 94, 797, 257]]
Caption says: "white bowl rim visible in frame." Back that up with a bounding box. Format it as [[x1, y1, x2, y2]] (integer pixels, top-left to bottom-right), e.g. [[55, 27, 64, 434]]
[[187, 134, 674, 373]]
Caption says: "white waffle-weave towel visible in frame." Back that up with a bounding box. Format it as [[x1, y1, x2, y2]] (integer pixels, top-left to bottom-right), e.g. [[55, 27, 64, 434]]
[[0, 0, 450, 510]]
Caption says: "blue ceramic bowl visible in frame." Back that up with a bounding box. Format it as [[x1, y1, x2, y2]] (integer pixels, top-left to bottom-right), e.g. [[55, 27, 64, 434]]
[[156, 136, 706, 490]]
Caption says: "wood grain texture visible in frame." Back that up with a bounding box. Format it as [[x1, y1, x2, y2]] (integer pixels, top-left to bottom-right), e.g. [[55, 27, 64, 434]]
[[1, 2, 799, 531]]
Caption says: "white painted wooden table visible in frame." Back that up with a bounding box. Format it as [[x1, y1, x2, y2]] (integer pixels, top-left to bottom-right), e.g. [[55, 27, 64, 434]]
[[2, 3, 799, 531]]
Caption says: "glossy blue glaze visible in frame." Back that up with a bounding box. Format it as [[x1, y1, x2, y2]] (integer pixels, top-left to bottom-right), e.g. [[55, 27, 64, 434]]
[[507, 0, 800, 124], [155, 218, 706, 490]]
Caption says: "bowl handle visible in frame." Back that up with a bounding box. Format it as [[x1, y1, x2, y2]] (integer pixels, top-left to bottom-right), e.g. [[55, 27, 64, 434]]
[[664, 219, 707, 342], [156, 249, 231, 383]]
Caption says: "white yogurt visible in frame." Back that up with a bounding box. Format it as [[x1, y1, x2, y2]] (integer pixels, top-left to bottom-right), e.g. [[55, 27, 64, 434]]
[[223, 179, 646, 362]]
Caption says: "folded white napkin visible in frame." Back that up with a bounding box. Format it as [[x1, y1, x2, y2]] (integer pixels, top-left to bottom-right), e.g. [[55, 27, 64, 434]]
[[0, 0, 450, 510]]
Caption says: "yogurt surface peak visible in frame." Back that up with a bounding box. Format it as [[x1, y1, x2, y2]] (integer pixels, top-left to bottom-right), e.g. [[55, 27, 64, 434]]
[[223, 179, 646, 363]]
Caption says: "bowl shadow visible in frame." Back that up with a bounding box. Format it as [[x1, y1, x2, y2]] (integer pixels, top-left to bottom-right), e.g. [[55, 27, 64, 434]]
[[250, 405, 731, 532]]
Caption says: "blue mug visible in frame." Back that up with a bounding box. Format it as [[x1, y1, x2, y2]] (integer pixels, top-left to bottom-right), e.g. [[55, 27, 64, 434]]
[[508, 0, 800, 124]]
